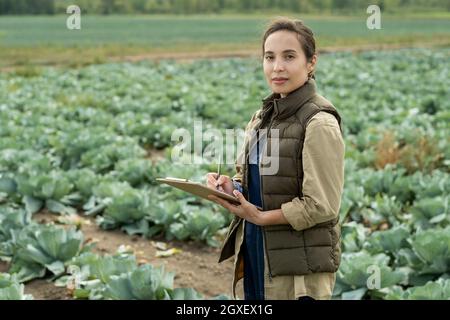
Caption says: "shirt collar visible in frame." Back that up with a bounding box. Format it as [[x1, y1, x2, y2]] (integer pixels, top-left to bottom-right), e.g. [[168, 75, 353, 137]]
[[260, 79, 317, 120]]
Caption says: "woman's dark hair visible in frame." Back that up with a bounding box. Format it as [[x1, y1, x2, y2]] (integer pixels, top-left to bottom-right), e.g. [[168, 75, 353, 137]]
[[262, 17, 317, 79]]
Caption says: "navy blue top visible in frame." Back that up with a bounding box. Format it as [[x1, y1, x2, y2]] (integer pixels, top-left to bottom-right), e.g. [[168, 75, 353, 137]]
[[242, 137, 265, 300]]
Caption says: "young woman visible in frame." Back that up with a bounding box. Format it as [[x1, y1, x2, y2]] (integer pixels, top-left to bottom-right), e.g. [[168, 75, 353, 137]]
[[207, 18, 345, 300]]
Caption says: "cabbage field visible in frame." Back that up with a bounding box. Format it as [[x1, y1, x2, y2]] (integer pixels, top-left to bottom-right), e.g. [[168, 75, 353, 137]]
[[0, 48, 449, 300]]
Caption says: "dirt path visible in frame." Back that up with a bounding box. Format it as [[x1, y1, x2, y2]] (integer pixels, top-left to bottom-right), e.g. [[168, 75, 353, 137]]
[[110, 49, 260, 64], [103, 40, 450, 64], [2, 40, 448, 72], [1, 212, 243, 300]]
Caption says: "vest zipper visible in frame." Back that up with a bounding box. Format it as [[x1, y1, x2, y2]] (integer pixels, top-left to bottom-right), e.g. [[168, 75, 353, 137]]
[[259, 107, 277, 283]]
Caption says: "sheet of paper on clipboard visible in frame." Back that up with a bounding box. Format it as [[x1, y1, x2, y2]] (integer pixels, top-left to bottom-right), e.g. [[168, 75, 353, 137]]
[[156, 177, 241, 206]]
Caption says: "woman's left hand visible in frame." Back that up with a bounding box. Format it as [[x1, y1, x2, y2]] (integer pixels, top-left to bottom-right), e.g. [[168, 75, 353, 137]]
[[208, 190, 265, 226]]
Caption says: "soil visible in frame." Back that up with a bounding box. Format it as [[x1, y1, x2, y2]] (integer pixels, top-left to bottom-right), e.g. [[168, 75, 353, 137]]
[[107, 41, 450, 64], [1, 211, 244, 300], [3, 40, 448, 73]]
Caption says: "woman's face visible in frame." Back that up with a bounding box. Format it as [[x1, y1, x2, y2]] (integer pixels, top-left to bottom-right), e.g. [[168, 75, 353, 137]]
[[263, 30, 316, 97]]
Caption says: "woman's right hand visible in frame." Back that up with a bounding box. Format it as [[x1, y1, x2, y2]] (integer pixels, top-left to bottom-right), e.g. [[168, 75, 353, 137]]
[[205, 173, 234, 196]]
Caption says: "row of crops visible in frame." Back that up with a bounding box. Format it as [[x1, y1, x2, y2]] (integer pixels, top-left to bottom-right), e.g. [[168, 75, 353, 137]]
[[0, 210, 208, 300], [0, 48, 449, 299]]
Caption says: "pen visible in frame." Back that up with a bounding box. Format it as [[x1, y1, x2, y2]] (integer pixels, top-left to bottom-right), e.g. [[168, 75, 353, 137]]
[[216, 156, 221, 190]]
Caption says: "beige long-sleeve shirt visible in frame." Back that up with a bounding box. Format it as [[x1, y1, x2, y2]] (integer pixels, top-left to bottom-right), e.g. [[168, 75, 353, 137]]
[[232, 110, 345, 300]]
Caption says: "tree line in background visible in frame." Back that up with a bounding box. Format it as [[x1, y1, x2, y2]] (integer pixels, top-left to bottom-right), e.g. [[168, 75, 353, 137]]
[[0, 0, 449, 15]]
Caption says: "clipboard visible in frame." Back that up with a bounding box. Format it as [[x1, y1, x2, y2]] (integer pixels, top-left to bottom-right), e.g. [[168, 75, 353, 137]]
[[156, 177, 241, 206]]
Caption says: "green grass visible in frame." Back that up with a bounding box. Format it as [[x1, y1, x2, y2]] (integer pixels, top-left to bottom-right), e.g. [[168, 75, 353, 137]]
[[0, 14, 449, 67]]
